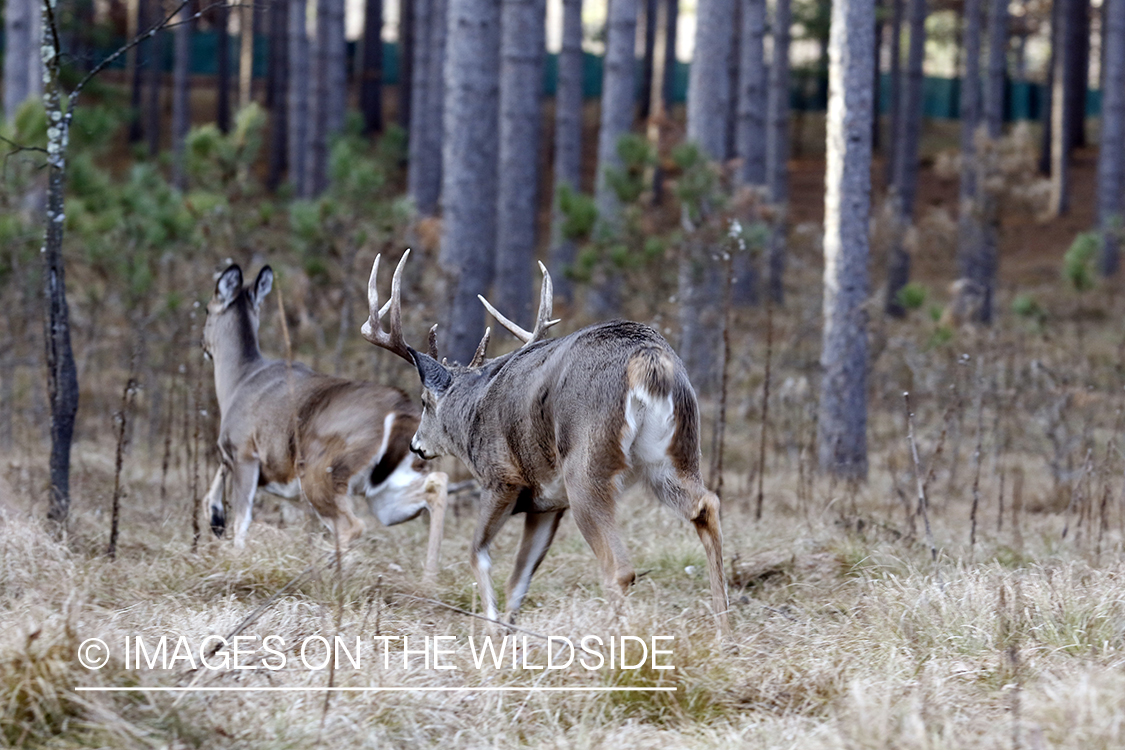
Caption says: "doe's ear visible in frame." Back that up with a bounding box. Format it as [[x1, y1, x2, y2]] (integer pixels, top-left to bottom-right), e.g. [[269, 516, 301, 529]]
[[216, 265, 243, 308], [250, 266, 274, 310]]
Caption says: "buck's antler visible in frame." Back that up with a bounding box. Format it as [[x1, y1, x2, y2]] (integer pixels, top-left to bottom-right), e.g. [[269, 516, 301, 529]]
[[478, 262, 560, 348], [362, 250, 415, 363]]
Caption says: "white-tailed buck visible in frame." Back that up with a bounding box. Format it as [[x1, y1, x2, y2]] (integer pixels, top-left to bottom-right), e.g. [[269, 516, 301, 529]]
[[362, 251, 729, 634], [202, 264, 447, 579]]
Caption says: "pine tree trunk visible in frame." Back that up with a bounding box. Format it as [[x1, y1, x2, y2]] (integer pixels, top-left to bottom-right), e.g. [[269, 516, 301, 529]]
[[549, 0, 584, 304], [765, 0, 791, 305], [688, 0, 734, 160], [4, 0, 35, 121], [640, 0, 658, 120], [129, 0, 150, 141], [439, 0, 501, 363], [288, 0, 311, 196], [680, 0, 735, 394], [40, 2, 80, 528], [662, 0, 678, 109], [361, 0, 385, 134], [399, 0, 414, 129], [145, 0, 164, 157], [217, 3, 232, 132], [1067, 0, 1089, 148], [588, 0, 638, 317], [408, 0, 446, 215], [172, 0, 195, 190], [736, 0, 767, 186], [956, 0, 988, 322], [731, 0, 766, 306], [725, 1, 740, 160], [1050, 0, 1074, 216], [884, 0, 903, 184], [884, 0, 925, 317], [1039, 0, 1057, 175], [819, 0, 874, 479], [1097, 0, 1125, 275], [267, 0, 289, 190], [310, 0, 347, 195], [239, 3, 256, 111], [984, 0, 1007, 139], [495, 0, 546, 322]]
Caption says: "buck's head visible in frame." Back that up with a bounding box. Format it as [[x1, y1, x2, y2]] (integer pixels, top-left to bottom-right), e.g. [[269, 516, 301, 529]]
[[203, 264, 274, 362], [361, 250, 558, 462]]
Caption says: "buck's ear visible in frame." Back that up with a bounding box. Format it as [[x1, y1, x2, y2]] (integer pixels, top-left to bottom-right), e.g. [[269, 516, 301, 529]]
[[410, 350, 452, 394], [216, 265, 243, 308], [250, 266, 274, 310]]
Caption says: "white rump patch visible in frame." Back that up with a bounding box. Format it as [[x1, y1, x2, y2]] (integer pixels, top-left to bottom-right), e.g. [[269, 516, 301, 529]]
[[621, 384, 676, 474], [365, 453, 429, 526]]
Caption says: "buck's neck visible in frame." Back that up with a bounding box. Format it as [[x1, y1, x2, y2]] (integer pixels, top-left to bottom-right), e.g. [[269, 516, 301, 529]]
[[211, 309, 265, 415]]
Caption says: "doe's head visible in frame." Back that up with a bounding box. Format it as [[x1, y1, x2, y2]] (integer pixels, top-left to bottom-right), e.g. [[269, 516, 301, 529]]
[[202, 264, 273, 360]]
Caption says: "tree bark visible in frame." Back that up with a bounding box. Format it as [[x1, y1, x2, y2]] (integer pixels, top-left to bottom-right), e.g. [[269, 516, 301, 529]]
[[984, 0, 1007, 139], [588, 0, 638, 317], [688, 0, 734, 161], [549, 0, 584, 304], [268, 0, 289, 190], [765, 0, 792, 305], [640, 0, 659, 120], [288, 0, 311, 196], [129, 0, 150, 141], [884, 0, 925, 317], [361, 0, 385, 134], [439, 0, 501, 363], [3, 0, 38, 121], [172, 0, 195, 190], [217, 2, 232, 132], [310, 0, 347, 195], [399, 0, 415, 130], [957, 0, 982, 238], [661, 0, 678, 110], [1067, 0, 1089, 148], [407, 0, 447, 216], [731, 0, 767, 306], [680, 0, 735, 394], [1050, 0, 1074, 216], [495, 0, 546, 323], [1097, 0, 1125, 275], [40, 2, 80, 528], [736, 0, 767, 187], [240, 3, 256, 111], [819, 0, 874, 479], [884, 0, 903, 184], [145, 0, 164, 157]]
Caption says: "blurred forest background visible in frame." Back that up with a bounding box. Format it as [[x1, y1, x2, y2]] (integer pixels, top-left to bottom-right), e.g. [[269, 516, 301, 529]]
[[0, 0, 1121, 539]]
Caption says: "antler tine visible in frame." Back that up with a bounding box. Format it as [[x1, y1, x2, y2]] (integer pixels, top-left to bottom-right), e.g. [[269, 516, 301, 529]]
[[361, 249, 415, 363], [477, 294, 533, 343], [469, 327, 491, 368], [531, 262, 562, 340], [476, 262, 562, 348], [427, 324, 439, 359]]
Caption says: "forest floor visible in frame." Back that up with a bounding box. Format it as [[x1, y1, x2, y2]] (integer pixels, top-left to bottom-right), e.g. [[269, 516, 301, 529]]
[[3, 100, 1125, 748]]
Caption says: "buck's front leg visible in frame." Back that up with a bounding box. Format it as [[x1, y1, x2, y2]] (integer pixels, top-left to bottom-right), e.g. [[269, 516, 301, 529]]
[[228, 460, 262, 548], [505, 510, 565, 622], [469, 486, 520, 628]]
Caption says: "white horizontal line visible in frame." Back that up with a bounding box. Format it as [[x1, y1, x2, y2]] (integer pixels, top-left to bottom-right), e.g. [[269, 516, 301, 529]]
[[74, 686, 677, 693]]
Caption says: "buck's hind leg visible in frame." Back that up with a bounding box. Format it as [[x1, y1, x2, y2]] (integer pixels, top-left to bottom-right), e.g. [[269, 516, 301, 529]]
[[505, 509, 565, 621], [564, 468, 635, 609], [646, 473, 730, 636], [205, 465, 229, 538]]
